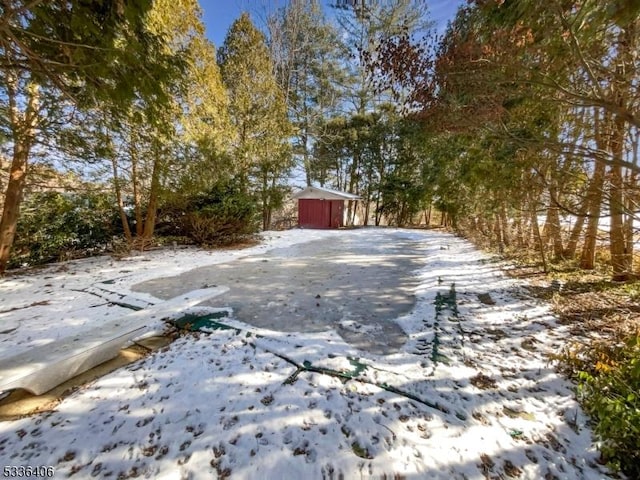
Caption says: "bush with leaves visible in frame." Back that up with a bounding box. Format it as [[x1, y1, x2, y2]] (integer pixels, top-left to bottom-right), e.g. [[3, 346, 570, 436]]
[[160, 179, 258, 246], [559, 332, 640, 477], [10, 191, 120, 268]]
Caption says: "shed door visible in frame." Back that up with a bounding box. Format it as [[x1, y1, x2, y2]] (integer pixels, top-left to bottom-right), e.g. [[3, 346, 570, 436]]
[[298, 199, 331, 228]]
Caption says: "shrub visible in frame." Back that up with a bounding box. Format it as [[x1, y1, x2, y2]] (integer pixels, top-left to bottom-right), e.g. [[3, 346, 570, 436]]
[[160, 179, 258, 246], [559, 332, 640, 477], [9, 191, 120, 268]]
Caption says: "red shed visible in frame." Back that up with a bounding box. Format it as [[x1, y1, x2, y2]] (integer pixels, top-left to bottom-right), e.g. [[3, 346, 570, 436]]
[[292, 186, 361, 229]]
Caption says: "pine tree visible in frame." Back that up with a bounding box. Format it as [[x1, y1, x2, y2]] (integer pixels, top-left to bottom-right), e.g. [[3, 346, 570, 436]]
[[103, 0, 231, 246], [218, 13, 292, 230]]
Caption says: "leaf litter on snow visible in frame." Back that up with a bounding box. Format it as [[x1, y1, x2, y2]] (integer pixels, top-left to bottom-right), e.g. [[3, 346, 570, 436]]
[[0, 228, 614, 479]]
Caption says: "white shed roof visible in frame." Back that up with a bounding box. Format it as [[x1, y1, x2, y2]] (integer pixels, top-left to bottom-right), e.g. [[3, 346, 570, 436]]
[[292, 186, 361, 201]]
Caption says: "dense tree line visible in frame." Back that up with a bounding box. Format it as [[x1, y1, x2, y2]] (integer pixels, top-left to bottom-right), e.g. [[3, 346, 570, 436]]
[[0, 1, 291, 272], [370, 2, 640, 474], [373, 0, 640, 281], [3, 0, 639, 283]]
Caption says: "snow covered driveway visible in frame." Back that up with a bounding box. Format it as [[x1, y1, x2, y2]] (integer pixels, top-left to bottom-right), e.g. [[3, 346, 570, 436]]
[[0, 228, 610, 479]]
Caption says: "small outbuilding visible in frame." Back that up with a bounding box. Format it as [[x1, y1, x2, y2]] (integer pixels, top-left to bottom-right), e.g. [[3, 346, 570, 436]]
[[292, 186, 361, 229]]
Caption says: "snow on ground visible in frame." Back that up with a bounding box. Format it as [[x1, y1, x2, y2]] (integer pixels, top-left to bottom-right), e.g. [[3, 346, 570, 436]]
[[0, 228, 612, 479]]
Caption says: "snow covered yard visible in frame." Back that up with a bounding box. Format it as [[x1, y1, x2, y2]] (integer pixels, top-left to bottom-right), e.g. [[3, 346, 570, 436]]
[[0, 228, 611, 479]]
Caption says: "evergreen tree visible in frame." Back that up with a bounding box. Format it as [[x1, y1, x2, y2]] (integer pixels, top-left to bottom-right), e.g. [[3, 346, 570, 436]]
[[218, 13, 292, 230]]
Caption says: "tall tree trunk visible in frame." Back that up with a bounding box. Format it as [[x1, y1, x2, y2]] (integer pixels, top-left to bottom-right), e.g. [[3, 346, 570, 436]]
[[493, 213, 503, 250], [363, 170, 372, 226], [499, 204, 510, 247], [580, 110, 609, 269], [543, 196, 564, 260], [267, 176, 278, 230], [0, 141, 32, 273], [375, 159, 385, 226], [375, 192, 382, 226], [130, 142, 144, 238], [398, 201, 406, 227], [261, 173, 269, 230], [623, 171, 635, 266], [351, 198, 358, 226], [564, 201, 587, 258], [514, 210, 524, 247], [531, 204, 548, 274], [141, 156, 162, 241], [625, 166, 638, 275], [0, 81, 39, 274], [629, 131, 639, 276], [549, 203, 564, 260], [609, 114, 631, 280], [363, 197, 370, 226], [525, 213, 535, 248], [347, 165, 358, 225], [579, 167, 606, 269], [0, 154, 4, 202], [302, 130, 312, 187], [111, 156, 132, 243], [609, 166, 628, 280], [608, 22, 636, 280]]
